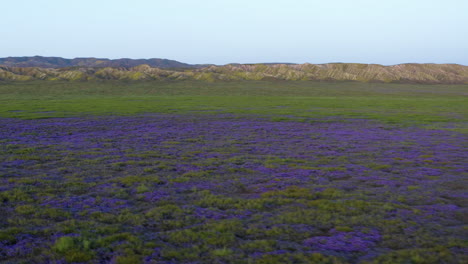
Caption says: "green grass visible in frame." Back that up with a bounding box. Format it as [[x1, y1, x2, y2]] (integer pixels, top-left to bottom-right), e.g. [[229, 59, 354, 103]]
[[0, 80, 466, 130]]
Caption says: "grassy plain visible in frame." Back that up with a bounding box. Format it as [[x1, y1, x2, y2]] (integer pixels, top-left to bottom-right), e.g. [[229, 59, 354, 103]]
[[0, 81, 467, 263], [0, 81, 466, 130]]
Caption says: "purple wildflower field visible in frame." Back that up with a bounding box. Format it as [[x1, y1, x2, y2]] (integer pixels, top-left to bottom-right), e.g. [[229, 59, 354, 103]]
[[0, 114, 467, 263]]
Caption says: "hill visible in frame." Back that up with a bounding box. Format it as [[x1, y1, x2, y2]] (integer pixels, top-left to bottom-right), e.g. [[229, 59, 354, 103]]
[[0, 61, 467, 84], [0, 56, 204, 69]]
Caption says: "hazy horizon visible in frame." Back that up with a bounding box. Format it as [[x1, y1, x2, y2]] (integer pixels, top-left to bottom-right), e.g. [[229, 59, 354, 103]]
[[2, 55, 468, 67], [2, 0, 467, 65]]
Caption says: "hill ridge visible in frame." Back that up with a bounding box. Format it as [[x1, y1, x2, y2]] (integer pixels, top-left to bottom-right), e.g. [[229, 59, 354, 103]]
[[0, 56, 209, 69], [1, 59, 467, 84]]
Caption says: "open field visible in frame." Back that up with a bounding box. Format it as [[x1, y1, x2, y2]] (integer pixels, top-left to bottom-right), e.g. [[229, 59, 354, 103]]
[[0, 81, 467, 263], [1, 81, 467, 130]]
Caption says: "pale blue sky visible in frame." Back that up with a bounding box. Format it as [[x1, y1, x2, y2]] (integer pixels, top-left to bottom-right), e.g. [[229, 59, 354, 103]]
[[2, 0, 467, 65]]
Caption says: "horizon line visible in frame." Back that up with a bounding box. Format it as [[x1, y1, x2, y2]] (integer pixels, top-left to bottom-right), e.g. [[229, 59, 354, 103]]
[[0, 55, 467, 67]]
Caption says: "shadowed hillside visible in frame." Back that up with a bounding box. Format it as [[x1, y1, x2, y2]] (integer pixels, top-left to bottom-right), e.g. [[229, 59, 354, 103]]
[[1, 62, 467, 84], [0, 56, 205, 69]]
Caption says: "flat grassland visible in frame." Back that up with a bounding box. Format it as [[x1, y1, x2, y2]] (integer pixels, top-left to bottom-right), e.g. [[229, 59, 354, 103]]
[[1, 81, 467, 128], [0, 81, 467, 263]]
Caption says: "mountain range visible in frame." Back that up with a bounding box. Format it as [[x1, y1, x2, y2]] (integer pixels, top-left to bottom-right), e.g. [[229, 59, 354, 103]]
[[0, 56, 207, 69], [1, 56, 467, 84]]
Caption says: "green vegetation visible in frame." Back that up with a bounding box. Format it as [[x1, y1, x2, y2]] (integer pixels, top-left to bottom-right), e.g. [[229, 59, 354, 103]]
[[0, 80, 467, 263], [0, 81, 466, 130]]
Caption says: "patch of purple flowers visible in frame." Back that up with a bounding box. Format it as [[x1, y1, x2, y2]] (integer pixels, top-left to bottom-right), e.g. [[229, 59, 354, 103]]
[[305, 228, 381, 252]]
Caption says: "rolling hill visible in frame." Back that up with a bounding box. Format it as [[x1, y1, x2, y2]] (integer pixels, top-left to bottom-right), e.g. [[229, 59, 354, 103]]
[[0, 56, 203, 69], [0, 57, 467, 84]]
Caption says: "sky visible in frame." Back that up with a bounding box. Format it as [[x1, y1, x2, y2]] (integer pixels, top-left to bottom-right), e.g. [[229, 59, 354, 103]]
[[2, 0, 467, 65]]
